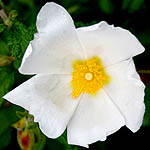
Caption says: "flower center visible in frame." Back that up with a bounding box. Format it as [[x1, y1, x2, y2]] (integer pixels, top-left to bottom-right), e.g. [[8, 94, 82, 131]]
[[85, 72, 93, 80], [71, 56, 110, 98]]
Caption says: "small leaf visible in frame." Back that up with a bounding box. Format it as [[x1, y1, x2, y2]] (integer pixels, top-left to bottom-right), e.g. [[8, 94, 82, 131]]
[[16, 111, 28, 119], [67, 5, 79, 14], [9, 10, 18, 19], [0, 24, 5, 33], [98, 0, 114, 14]]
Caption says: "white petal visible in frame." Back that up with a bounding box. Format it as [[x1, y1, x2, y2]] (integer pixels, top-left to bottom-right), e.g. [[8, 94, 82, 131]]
[[103, 59, 145, 132], [3, 74, 80, 138], [76, 21, 145, 67], [19, 2, 85, 75], [67, 90, 125, 147]]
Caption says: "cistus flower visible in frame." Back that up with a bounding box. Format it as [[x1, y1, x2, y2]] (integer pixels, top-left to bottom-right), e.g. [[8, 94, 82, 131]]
[[3, 2, 145, 148]]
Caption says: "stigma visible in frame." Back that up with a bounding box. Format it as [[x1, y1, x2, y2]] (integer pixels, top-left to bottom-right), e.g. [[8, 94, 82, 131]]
[[71, 56, 110, 98], [85, 72, 93, 80]]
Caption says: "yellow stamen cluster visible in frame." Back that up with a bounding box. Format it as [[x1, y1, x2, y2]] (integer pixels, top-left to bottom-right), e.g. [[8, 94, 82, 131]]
[[71, 56, 110, 98]]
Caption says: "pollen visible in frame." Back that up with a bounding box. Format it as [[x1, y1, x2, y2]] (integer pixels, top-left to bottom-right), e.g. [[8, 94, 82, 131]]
[[71, 56, 110, 98]]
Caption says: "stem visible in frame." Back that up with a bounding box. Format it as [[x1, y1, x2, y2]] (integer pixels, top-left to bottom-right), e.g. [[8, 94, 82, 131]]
[[0, 9, 7, 20], [0, 9, 12, 27]]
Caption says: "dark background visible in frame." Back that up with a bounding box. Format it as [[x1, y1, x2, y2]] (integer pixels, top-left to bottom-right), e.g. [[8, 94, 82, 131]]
[[0, 0, 150, 150]]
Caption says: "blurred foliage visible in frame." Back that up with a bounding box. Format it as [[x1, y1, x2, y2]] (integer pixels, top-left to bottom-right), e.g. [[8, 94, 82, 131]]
[[98, 0, 114, 14], [0, 0, 150, 149], [0, 68, 14, 107]]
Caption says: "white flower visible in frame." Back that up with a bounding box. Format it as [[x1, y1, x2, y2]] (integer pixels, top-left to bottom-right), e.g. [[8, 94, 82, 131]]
[[3, 2, 145, 148]]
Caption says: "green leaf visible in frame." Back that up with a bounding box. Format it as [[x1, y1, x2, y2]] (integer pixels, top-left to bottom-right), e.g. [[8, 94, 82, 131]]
[[34, 133, 46, 150], [0, 0, 4, 8], [0, 24, 5, 33], [0, 40, 10, 55], [143, 86, 150, 126], [11, 21, 36, 69], [0, 105, 23, 135], [9, 10, 18, 19], [0, 69, 15, 107], [122, 0, 145, 11], [17, 0, 34, 8], [16, 111, 28, 119], [98, 0, 114, 14], [67, 5, 80, 14], [0, 129, 11, 149], [129, 0, 145, 12], [122, 0, 131, 9]]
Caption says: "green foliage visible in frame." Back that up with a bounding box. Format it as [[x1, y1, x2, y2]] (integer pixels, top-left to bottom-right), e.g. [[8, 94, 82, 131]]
[[0, 17, 36, 68], [10, 21, 36, 68], [122, 0, 145, 12], [129, 0, 145, 12], [34, 133, 46, 150], [0, 24, 5, 32], [0, 32, 11, 56], [16, 110, 28, 119], [0, 68, 15, 107], [0, 105, 23, 135], [9, 10, 18, 19], [0, 105, 23, 149], [122, 0, 131, 9], [67, 5, 80, 14], [17, 0, 34, 8], [57, 131, 73, 150], [98, 0, 114, 14], [0, 130, 11, 150]]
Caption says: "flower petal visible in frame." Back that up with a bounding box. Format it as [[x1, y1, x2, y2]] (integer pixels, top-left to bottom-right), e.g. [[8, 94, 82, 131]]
[[3, 74, 80, 138], [67, 90, 125, 147], [103, 59, 145, 132], [76, 21, 145, 67], [19, 2, 85, 75]]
